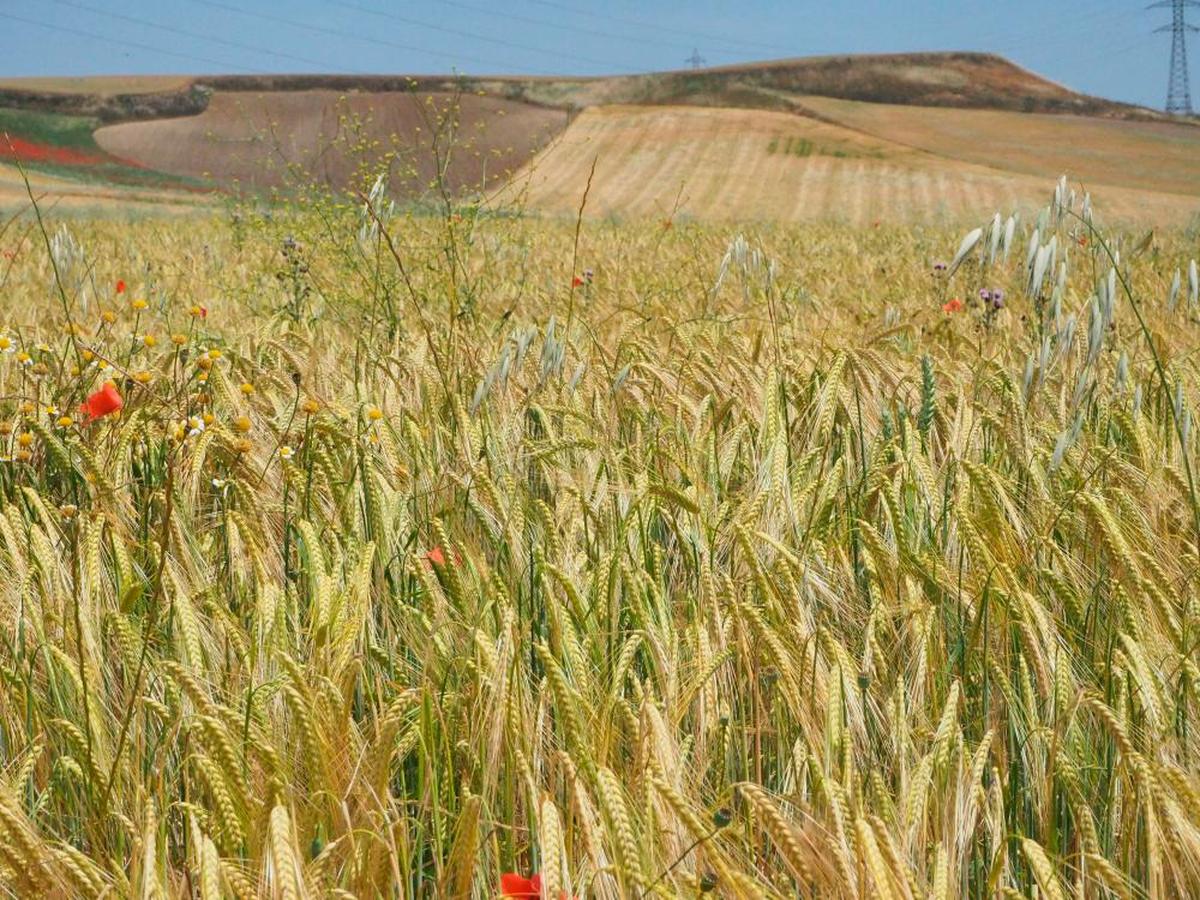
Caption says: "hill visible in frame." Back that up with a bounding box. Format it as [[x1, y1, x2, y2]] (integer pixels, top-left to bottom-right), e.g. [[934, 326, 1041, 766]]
[[499, 104, 1199, 225], [0, 53, 1197, 222], [93, 90, 568, 196]]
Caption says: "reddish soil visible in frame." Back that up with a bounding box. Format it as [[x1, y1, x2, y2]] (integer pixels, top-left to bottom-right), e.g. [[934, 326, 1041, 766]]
[[0, 136, 113, 166], [95, 90, 568, 197]]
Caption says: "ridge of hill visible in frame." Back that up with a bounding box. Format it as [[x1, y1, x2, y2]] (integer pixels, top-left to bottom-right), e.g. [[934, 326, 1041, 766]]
[[1, 53, 1197, 220], [0, 52, 1170, 124]]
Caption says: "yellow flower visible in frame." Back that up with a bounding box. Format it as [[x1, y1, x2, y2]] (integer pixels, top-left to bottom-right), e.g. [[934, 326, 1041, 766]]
[[367, 406, 383, 421], [197, 356, 213, 371], [279, 445, 295, 461], [143, 334, 157, 349], [59, 504, 78, 520], [56, 415, 73, 428], [134, 370, 152, 384], [16, 352, 31, 366], [81, 349, 95, 362], [208, 348, 221, 360], [131, 298, 148, 311], [19, 402, 34, 416], [202, 412, 215, 426], [233, 438, 252, 454], [171, 333, 187, 346], [101, 310, 117, 324], [17, 432, 32, 448], [0, 336, 13, 352], [240, 382, 254, 396], [15, 449, 31, 462], [302, 399, 320, 415], [189, 305, 205, 317], [233, 415, 252, 433]]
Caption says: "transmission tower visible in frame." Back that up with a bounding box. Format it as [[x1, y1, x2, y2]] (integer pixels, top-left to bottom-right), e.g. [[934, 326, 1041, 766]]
[[1149, 0, 1200, 115], [685, 48, 706, 69]]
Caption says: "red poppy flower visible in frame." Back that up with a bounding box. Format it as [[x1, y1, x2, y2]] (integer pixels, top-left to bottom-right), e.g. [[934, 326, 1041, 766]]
[[942, 298, 963, 314], [501, 873, 540, 898], [81, 383, 123, 422], [425, 545, 447, 567], [500, 872, 571, 899], [571, 275, 585, 288], [115, 279, 126, 294]]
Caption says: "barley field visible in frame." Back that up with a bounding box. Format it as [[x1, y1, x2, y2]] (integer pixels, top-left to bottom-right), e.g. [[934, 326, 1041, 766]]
[[1, 173, 1200, 899]]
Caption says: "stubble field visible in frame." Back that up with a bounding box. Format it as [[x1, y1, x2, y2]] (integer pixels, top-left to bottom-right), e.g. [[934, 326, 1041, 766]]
[[502, 104, 1200, 226]]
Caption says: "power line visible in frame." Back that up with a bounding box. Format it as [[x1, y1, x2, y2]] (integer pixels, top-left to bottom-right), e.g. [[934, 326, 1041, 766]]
[[0, 10, 262, 74], [1149, 0, 1199, 114], [45, 0, 360, 75], [325, 0, 644, 73], [184, 0, 558, 75], [520, 0, 794, 55], [435, 0, 743, 58]]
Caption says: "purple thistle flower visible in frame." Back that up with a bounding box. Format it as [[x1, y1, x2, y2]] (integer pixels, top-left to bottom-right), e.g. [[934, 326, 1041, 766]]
[[979, 288, 992, 302], [992, 294, 1005, 310], [933, 261, 947, 272]]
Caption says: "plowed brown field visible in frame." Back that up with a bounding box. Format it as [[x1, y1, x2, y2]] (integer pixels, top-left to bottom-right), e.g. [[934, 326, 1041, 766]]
[[94, 90, 568, 195]]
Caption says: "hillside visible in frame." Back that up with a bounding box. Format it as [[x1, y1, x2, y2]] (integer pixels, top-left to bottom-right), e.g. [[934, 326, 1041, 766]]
[[514, 52, 1158, 118], [94, 90, 568, 195], [500, 104, 1200, 225], [0, 52, 1197, 220]]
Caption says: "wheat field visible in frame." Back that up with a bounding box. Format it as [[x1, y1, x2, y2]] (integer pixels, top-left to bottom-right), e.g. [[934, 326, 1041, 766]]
[[1, 173, 1200, 898]]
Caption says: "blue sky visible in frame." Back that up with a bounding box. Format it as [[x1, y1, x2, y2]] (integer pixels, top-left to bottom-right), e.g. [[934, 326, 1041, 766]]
[[0, 0, 1187, 111]]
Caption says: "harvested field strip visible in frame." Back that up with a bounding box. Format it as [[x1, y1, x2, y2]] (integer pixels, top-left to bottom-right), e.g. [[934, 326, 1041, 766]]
[[800, 94, 1200, 197], [506, 104, 1200, 225]]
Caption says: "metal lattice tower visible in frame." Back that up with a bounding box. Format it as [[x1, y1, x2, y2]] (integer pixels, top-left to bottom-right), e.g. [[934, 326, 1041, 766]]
[[1149, 0, 1200, 115], [685, 48, 706, 70]]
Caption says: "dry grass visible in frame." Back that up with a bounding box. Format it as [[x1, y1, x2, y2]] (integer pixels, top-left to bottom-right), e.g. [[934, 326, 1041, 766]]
[[0, 75, 194, 96], [0, 162, 210, 214], [0, 172, 1199, 897]]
